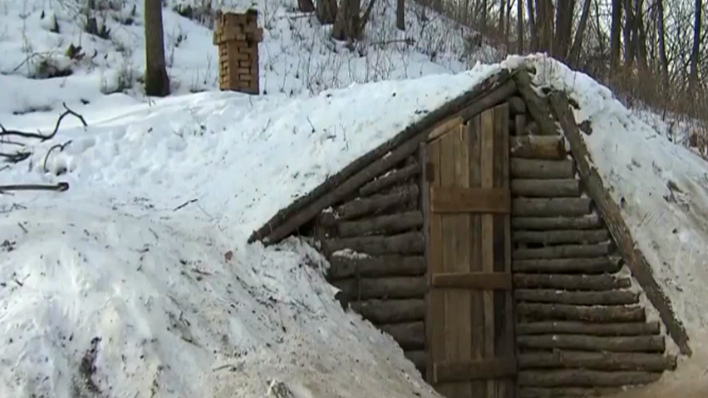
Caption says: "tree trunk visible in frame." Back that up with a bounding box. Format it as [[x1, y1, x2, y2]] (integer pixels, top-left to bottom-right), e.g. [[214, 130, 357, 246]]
[[657, 0, 670, 100], [553, 0, 574, 60], [526, 0, 538, 51], [609, 0, 622, 73], [316, 0, 337, 24], [568, 0, 592, 67], [518, 0, 525, 53], [499, 0, 506, 40], [397, 0, 405, 30], [298, 0, 316, 12], [144, 0, 169, 97], [535, 0, 554, 54], [622, 0, 635, 68], [689, 0, 702, 92], [634, 0, 648, 71]]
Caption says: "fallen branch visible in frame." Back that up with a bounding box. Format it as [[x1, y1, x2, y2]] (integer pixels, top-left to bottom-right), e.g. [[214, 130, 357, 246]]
[[173, 198, 198, 211], [43, 140, 73, 173], [0, 102, 87, 141], [1, 151, 31, 163], [0, 182, 69, 193]]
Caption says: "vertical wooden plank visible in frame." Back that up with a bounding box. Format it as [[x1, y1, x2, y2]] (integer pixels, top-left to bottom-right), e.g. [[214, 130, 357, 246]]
[[451, 124, 473, 398], [468, 116, 487, 398], [480, 108, 497, 398], [428, 139, 446, 392], [439, 130, 458, 398], [420, 143, 431, 383]]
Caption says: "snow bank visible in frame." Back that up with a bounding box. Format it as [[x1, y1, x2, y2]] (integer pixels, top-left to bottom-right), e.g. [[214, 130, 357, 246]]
[[507, 55, 708, 397]]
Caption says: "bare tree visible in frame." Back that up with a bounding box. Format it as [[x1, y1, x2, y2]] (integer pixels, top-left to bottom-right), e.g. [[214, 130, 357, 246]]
[[397, 0, 405, 30], [517, 0, 525, 53], [144, 0, 169, 97], [554, 0, 575, 60], [316, 0, 337, 24], [568, 0, 593, 66], [657, 0, 670, 98], [689, 0, 702, 92], [609, 0, 623, 73], [526, 0, 538, 51]]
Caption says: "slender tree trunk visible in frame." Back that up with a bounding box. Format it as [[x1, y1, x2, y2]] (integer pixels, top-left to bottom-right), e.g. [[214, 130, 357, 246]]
[[635, 0, 648, 71], [623, 0, 635, 68], [298, 0, 315, 12], [144, 0, 169, 97], [499, 0, 506, 39], [505, 0, 512, 50], [689, 0, 702, 92], [610, 0, 623, 73], [527, 0, 538, 51], [554, 0, 575, 60], [518, 0, 525, 53], [568, 0, 592, 67], [536, 0, 554, 54], [481, 0, 489, 35], [316, 0, 337, 24], [657, 0, 670, 100], [397, 0, 405, 30]]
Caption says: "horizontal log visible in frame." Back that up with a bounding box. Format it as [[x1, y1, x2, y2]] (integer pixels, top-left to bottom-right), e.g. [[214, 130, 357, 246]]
[[350, 299, 425, 324], [327, 255, 426, 279], [513, 244, 612, 260], [337, 211, 423, 237], [513, 71, 560, 136], [324, 232, 425, 256], [513, 274, 631, 291], [519, 387, 621, 398], [434, 357, 517, 383], [512, 258, 621, 274], [517, 335, 665, 353], [511, 159, 575, 179], [432, 272, 512, 290], [513, 230, 610, 245], [518, 370, 662, 387], [511, 179, 580, 197], [404, 350, 427, 370], [510, 136, 566, 160], [336, 185, 419, 220], [430, 187, 510, 214], [513, 198, 592, 217], [509, 96, 527, 114], [512, 216, 603, 230], [333, 276, 426, 300], [380, 321, 425, 349], [516, 303, 646, 322], [514, 289, 639, 305], [359, 163, 421, 197], [518, 352, 677, 372], [516, 321, 661, 336], [522, 121, 540, 136]]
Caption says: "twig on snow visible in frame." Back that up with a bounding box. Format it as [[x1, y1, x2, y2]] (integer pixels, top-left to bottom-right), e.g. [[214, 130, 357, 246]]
[[0, 182, 69, 194], [17, 222, 28, 234], [0, 165, 10, 172], [43, 140, 73, 172], [0, 102, 87, 141], [0, 151, 31, 163], [173, 198, 198, 211]]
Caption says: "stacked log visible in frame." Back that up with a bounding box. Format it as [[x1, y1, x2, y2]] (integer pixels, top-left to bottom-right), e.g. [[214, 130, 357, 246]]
[[509, 89, 674, 397], [316, 155, 427, 377]]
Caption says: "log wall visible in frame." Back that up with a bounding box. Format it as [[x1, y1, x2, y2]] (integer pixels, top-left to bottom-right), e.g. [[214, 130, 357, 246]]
[[510, 86, 677, 398], [315, 154, 429, 377]]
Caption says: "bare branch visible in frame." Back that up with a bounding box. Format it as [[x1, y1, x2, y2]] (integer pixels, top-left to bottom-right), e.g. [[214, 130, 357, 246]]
[[0, 102, 87, 142]]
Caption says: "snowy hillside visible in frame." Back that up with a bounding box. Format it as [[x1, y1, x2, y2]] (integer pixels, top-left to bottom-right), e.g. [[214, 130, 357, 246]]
[[0, 0, 497, 117]]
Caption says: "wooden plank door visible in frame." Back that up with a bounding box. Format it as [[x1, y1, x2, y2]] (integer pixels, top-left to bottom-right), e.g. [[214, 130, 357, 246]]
[[424, 104, 516, 398]]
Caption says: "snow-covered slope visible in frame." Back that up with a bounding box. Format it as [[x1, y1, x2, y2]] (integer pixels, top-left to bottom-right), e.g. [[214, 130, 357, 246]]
[[0, 0, 497, 117]]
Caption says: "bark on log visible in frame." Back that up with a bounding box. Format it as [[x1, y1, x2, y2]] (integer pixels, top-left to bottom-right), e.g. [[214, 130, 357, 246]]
[[513, 244, 612, 260], [337, 211, 423, 237], [549, 91, 691, 355], [333, 276, 426, 300], [509, 96, 527, 114], [510, 136, 566, 160], [513, 71, 560, 136], [512, 216, 603, 230], [522, 121, 540, 136], [405, 350, 427, 369], [518, 352, 677, 371], [324, 232, 425, 256], [512, 258, 621, 274], [514, 289, 639, 305], [511, 159, 575, 179], [380, 321, 425, 349], [513, 198, 592, 217], [337, 185, 419, 220], [516, 321, 661, 336], [350, 299, 425, 323], [517, 335, 665, 353], [519, 387, 621, 398], [513, 230, 610, 245], [516, 303, 646, 322], [513, 274, 631, 291], [359, 163, 421, 197], [328, 254, 426, 279], [249, 71, 515, 245], [518, 369, 663, 387], [511, 179, 580, 197]]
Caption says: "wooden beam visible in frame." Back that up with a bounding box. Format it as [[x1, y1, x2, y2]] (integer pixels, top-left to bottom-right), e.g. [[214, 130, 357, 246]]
[[513, 274, 631, 291], [350, 299, 426, 323], [518, 352, 677, 372], [513, 71, 559, 136], [517, 335, 665, 353], [512, 257, 621, 274], [432, 272, 512, 290], [514, 289, 639, 305], [430, 186, 510, 214], [336, 185, 418, 220], [327, 255, 426, 279], [516, 303, 646, 323], [510, 136, 566, 160], [359, 163, 421, 196], [511, 215, 603, 230], [324, 232, 425, 256], [513, 244, 612, 260], [518, 388, 621, 398], [511, 179, 581, 197], [511, 159, 576, 179], [512, 198, 592, 217], [518, 370, 662, 387], [332, 276, 427, 300], [336, 211, 423, 237], [434, 357, 517, 383], [516, 321, 661, 336], [549, 91, 691, 356], [249, 70, 516, 244]]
